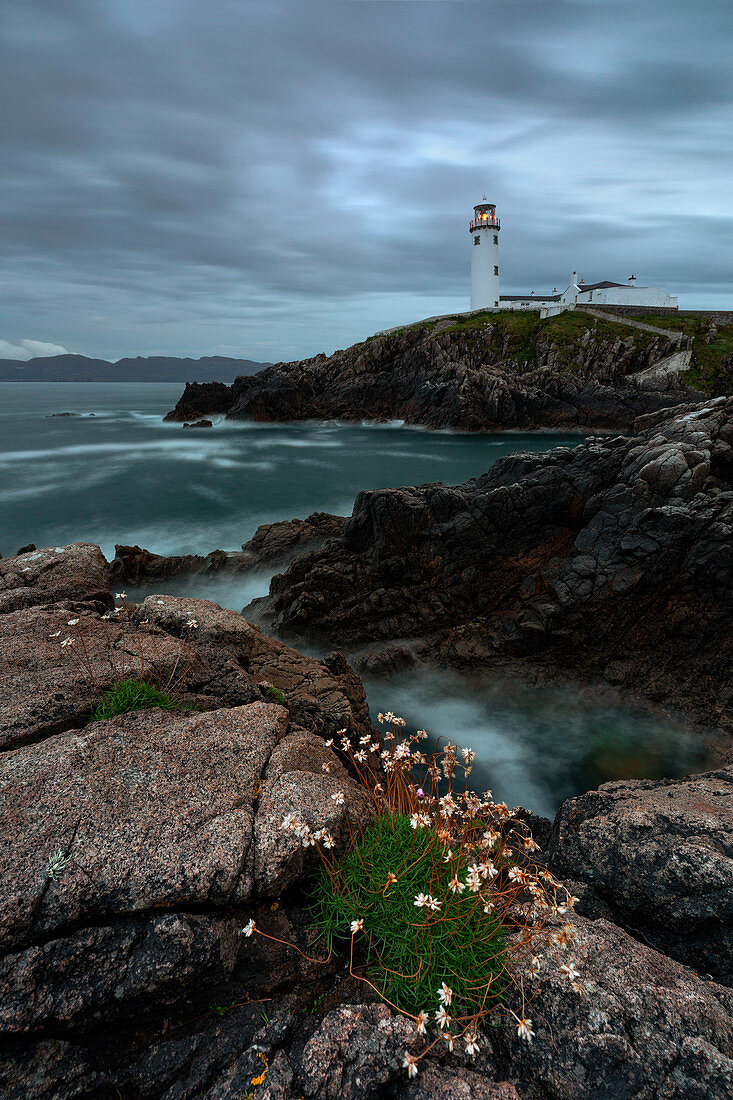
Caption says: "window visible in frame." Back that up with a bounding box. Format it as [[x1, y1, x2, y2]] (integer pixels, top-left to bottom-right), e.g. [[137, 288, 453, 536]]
[[494, 266, 499, 276], [494, 301, 499, 306], [473, 236, 480, 245], [493, 235, 498, 245]]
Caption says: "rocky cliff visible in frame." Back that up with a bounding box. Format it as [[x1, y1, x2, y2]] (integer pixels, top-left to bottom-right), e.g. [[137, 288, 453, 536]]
[[165, 310, 705, 430], [2, 543, 733, 1099], [261, 396, 733, 733]]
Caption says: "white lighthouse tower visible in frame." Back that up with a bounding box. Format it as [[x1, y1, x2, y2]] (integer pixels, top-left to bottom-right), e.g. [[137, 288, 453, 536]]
[[469, 197, 501, 310]]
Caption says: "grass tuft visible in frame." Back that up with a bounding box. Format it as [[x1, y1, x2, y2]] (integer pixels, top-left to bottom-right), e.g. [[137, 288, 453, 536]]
[[311, 811, 508, 1020], [91, 679, 192, 721]]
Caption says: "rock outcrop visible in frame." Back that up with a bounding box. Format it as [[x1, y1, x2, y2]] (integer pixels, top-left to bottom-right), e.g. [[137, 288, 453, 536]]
[[546, 769, 733, 984], [260, 397, 733, 731], [0, 543, 111, 614], [486, 915, 733, 1100], [2, 542, 733, 1097], [165, 311, 702, 431], [110, 512, 345, 584]]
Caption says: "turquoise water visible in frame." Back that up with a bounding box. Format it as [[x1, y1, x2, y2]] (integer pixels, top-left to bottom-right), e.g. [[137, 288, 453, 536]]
[[0, 382, 585, 559], [2, 382, 707, 816]]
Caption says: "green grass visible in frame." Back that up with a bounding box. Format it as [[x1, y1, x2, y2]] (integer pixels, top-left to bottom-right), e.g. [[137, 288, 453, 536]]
[[264, 685, 287, 705], [615, 312, 733, 394], [311, 812, 508, 1022], [91, 679, 192, 721]]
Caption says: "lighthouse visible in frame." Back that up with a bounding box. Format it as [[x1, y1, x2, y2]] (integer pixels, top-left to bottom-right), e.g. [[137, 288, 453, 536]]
[[469, 197, 501, 310]]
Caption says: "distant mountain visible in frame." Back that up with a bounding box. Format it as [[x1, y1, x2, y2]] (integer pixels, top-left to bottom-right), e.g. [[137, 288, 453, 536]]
[[0, 354, 270, 383]]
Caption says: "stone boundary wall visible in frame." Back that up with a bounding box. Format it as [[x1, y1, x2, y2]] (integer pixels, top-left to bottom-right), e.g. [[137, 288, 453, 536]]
[[590, 304, 733, 325], [579, 308, 690, 346], [678, 310, 733, 324], [588, 304, 680, 317]]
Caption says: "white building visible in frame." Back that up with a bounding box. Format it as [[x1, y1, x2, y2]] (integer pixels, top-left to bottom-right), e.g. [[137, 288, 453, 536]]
[[469, 198, 501, 310], [468, 199, 678, 312]]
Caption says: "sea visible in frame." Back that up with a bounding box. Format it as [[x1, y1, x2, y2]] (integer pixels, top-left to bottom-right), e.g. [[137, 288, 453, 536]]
[[1, 381, 708, 815]]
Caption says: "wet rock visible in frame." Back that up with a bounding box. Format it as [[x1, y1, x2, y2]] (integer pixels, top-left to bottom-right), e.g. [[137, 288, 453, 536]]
[[165, 318, 693, 430], [182, 418, 213, 428], [1, 911, 244, 1030], [111, 543, 254, 583], [264, 397, 733, 729], [546, 768, 733, 983], [0, 543, 111, 614], [0, 1040, 114, 1099], [110, 512, 345, 584], [491, 915, 733, 1100], [241, 512, 345, 563], [15, 543, 36, 555]]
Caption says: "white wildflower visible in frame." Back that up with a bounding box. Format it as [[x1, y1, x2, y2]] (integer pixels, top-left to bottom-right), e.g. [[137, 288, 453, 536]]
[[331, 791, 345, 805], [464, 1032, 480, 1056], [560, 962, 581, 982], [60, 637, 74, 648], [350, 918, 364, 934], [435, 1006, 451, 1029], [242, 919, 256, 937], [516, 1018, 535, 1043], [402, 1053, 418, 1078], [67, 618, 80, 626], [437, 982, 453, 1006], [415, 1010, 428, 1035]]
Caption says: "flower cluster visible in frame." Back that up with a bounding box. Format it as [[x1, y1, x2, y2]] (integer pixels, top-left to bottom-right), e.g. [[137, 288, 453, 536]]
[[242, 713, 582, 1079]]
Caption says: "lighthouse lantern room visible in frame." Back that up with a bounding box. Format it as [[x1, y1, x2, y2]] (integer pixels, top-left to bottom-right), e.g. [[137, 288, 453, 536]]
[[469, 197, 501, 310]]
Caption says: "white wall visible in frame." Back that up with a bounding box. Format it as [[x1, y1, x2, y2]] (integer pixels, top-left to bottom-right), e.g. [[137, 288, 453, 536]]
[[581, 285, 678, 308], [470, 222, 500, 310]]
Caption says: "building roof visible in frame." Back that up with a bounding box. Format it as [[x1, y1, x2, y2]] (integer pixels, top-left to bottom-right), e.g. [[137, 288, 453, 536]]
[[576, 281, 627, 293], [500, 293, 561, 302]]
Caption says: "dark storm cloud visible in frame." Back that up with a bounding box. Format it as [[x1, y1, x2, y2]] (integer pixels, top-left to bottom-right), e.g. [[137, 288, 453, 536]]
[[1, 0, 732, 360]]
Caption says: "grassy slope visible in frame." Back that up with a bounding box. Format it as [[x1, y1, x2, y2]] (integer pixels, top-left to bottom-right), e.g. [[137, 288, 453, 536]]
[[360, 310, 731, 395], [607, 313, 733, 394]]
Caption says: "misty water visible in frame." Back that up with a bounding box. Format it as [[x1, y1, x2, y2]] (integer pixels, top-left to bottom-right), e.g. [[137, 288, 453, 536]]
[[2, 382, 708, 815]]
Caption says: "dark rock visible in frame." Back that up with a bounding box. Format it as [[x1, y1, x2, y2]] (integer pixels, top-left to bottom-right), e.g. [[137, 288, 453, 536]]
[[110, 512, 345, 583], [110, 542, 253, 583], [241, 511, 346, 563], [400, 1066, 522, 1099], [264, 397, 733, 729], [546, 768, 733, 983], [163, 380, 243, 422], [297, 1003, 421, 1098], [182, 418, 213, 428], [165, 314, 700, 430], [489, 915, 733, 1100], [0, 1040, 115, 1099], [15, 543, 36, 555]]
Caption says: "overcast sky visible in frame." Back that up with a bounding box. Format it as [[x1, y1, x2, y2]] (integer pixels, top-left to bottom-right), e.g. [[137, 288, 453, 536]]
[[1, 0, 731, 363]]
